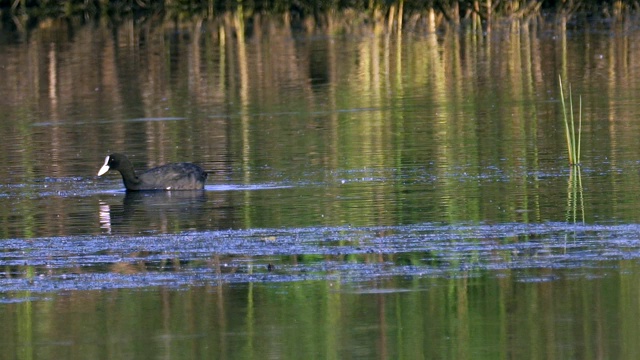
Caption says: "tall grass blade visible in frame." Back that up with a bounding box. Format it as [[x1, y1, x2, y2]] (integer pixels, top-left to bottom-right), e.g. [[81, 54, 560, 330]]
[[558, 76, 581, 166], [577, 96, 582, 164]]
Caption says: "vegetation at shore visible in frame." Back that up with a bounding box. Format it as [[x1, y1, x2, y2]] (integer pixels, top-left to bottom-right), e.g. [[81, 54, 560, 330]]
[[1, 0, 639, 28]]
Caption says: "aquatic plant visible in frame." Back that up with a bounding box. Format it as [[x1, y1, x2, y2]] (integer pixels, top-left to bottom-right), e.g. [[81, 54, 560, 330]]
[[559, 76, 582, 166]]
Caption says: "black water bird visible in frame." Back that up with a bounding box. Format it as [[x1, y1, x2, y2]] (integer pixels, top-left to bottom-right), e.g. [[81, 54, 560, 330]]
[[97, 153, 207, 191]]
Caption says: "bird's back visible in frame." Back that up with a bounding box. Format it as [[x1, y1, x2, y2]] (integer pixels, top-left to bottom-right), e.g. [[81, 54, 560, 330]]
[[137, 163, 207, 190]]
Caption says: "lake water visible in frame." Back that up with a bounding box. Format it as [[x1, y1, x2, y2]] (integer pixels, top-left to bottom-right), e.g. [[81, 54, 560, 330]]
[[2, 13, 640, 358]]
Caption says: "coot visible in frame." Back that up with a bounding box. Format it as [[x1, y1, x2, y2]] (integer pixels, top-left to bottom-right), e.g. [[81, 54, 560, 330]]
[[97, 153, 207, 191]]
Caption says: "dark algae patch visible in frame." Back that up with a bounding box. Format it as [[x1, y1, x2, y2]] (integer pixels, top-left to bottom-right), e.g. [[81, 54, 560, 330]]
[[1, 223, 638, 297]]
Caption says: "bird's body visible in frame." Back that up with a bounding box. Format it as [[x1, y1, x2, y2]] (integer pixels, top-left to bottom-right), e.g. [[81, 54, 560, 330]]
[[97, 153, 207, 191]]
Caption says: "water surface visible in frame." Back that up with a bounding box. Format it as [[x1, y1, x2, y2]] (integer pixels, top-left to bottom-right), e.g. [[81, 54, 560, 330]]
[[2, 14, 640, 359]]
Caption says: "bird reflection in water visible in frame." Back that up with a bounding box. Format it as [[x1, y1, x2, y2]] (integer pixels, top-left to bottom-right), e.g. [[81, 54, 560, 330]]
[[98, 191, 208, 234]]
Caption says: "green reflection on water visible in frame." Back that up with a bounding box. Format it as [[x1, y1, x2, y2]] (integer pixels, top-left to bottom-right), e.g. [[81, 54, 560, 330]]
[[2, 264, 639, 359], [0, 14, 640, 233], [1, 12, 640, 360]]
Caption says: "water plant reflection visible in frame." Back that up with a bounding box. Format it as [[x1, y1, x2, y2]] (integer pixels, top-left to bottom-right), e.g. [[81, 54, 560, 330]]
[[566, 167, 585, 225]]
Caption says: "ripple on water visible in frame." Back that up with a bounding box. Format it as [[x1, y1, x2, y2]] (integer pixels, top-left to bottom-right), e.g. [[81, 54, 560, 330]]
[[2, 222, 640, 295]]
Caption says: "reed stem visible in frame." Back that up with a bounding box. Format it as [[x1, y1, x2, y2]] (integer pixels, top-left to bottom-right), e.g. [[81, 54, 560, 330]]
[[559, 76, 581, 166]]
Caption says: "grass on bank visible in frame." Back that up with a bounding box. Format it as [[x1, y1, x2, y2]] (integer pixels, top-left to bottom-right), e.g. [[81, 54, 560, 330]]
[[3, 0, 640, 24], [559, 76, 582, 166]]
